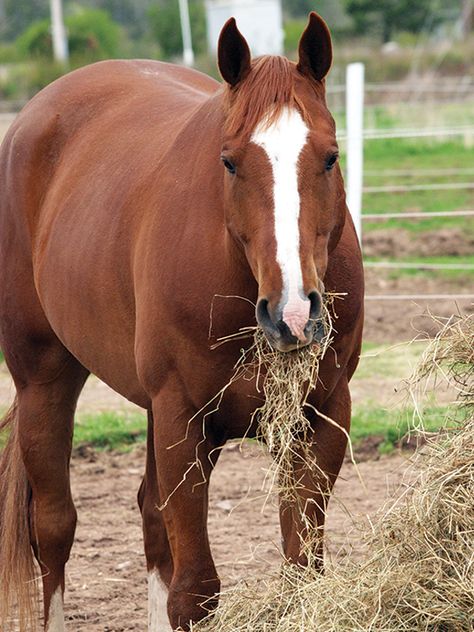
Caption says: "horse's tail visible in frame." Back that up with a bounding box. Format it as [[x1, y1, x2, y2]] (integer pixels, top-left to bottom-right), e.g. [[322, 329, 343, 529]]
[[0, 398, 38, 631]]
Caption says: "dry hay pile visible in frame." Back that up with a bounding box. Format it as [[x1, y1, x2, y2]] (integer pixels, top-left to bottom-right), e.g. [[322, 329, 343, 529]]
[[194, 312, 474, 631]]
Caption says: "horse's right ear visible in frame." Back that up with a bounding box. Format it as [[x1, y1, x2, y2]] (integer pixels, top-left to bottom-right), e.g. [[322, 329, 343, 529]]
[[218, 18, 251, 87], [297, 12, 332, 81]]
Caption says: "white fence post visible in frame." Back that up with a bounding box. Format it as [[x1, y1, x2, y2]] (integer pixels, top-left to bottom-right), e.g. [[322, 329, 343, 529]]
[[346, 62, 365, 244], [178, 0, 195, 66], [50, 0, 68, 63]]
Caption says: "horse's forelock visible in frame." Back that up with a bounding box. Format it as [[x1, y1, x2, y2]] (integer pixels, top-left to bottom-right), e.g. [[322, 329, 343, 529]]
[[223, 56, 312, 140]]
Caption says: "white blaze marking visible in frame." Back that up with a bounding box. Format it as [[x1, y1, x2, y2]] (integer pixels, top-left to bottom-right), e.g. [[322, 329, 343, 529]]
[[148, 571, 173, 632], [46, 587, 65, 632], [251, 107, 310, 340]]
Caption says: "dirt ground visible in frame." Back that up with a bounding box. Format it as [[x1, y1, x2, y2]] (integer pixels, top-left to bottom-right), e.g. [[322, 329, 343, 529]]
[[362, 269, 473, 343], [62, 444, 413, 631]]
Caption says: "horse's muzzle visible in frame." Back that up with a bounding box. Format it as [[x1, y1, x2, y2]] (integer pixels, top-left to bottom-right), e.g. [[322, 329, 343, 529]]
[[256, 291, 324, 352]]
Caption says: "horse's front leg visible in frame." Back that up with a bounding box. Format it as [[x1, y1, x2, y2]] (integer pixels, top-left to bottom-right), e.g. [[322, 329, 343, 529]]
[[152, 380, 221, 631], [279, 377, 351, 568]]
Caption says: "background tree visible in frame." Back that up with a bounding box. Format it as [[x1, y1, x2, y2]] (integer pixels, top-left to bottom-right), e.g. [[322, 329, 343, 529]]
[[148, 0, 206, 59], [2, 0, 48, 40], [344, 0, 460, 42], [16, 7, 122, 59]]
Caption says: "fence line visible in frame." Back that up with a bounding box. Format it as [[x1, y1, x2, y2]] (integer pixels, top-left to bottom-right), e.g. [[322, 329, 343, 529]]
[[364, 168, 474, 177], [337, 125, 474, 141], [364, 262, 474, 270], [364, 294, 474, 301], [328, 80, 474, 95], [364, 182, 474, 194], [362, 210, 474, 220]]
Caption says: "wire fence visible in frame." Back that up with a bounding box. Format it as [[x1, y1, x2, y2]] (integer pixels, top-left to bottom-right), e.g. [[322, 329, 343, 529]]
[[337, 124, 474, 142], [338, 72, 474, 303], [363, 182, 474, 194], [363, 210, 474, 220]]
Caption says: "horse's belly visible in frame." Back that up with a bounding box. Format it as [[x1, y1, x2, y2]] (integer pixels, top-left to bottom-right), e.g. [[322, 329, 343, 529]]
[[33, 228, 149, 409]]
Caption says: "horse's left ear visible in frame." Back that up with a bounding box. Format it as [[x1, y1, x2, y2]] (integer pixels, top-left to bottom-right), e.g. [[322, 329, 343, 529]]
[[297, 12, 333, 82], [218, 18, 251, 87]]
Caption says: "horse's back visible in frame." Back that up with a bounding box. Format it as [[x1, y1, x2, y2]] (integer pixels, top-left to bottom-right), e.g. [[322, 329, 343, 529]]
[[2, 60, 217, 184], [1, 59, 219, 227]]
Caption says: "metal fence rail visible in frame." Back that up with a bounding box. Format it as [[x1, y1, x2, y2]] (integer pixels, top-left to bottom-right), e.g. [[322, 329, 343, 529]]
[[365, 294, 474, 301], [362, 210, 474, 220], [337, 124, 474, 142], [364, 182, 474, 194], [364, 262, 474, 270]]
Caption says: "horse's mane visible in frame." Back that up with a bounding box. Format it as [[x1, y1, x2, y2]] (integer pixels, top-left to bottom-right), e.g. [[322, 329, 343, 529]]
[[223, 56, 313, 139]]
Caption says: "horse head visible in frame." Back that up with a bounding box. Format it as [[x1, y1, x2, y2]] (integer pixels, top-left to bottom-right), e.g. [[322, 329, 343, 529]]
[[218, 13, 346, 352]]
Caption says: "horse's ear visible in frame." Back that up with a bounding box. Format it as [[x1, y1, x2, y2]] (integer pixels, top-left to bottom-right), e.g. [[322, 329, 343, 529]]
[[297, 12, 332, 82], [218, 18, 251, 87]]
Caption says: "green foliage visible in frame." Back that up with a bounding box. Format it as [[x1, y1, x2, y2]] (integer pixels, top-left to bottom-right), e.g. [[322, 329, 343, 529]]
[[9, 61, 67, 96], [16, 8, 122, 60], [16, 19, 51, 58], [343, 0, 459, 42], [283, 0, 314, 17], [284, 18, 307, 55], [1, 0, 49, 41], [0, 43, 22, 63], [148, 0, 206, 59], [283, 1, 351, 40], [67, 7, 122, 58]]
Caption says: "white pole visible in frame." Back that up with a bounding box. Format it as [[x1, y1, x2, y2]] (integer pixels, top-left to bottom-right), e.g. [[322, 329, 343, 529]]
[[345, 62, 364, 244], [50, 0, 68, 63], [178, 0, 194, 66]]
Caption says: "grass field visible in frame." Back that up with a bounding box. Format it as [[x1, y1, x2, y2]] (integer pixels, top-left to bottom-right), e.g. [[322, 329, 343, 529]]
[[355, 140, 474, 234]]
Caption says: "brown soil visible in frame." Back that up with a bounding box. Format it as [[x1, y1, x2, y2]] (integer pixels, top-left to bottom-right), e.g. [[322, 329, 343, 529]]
[[62, 444, 412, 631], [362, 269, 473, 343], [360, 225, 474, 343], [363, 227, 474, 258]]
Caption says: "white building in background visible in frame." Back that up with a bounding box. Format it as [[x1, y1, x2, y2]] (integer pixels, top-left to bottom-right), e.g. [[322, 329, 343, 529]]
[[205, 0, 283, 57]]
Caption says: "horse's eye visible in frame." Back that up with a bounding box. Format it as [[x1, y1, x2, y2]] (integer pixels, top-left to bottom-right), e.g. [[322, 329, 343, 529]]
[[221, 158, 236, 174], [325, 153, 338, 171]]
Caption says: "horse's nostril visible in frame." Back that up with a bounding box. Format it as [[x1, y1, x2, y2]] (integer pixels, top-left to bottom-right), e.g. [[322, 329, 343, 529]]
[[256, 298, 281, 338], [256, 298, 270, 325], [308, 291, 322, 319]]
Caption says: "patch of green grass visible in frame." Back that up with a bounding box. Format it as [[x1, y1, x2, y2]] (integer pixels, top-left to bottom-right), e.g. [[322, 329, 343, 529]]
[[74, 411, 147, 451], [351, 404, 449, 453], [355, 340, 427, 382]]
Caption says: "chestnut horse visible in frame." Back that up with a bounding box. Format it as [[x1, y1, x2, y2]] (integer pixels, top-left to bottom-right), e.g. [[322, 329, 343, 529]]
[[0, 13, 363, 632]]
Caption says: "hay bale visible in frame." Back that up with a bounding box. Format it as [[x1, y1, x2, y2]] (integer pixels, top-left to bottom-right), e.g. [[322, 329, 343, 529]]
[[194, 312, 474, 631]]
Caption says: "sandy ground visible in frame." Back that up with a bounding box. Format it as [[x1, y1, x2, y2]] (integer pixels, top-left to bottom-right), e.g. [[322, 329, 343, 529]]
[[0, 356, 418, 631], [61, 444, 412, 631]]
